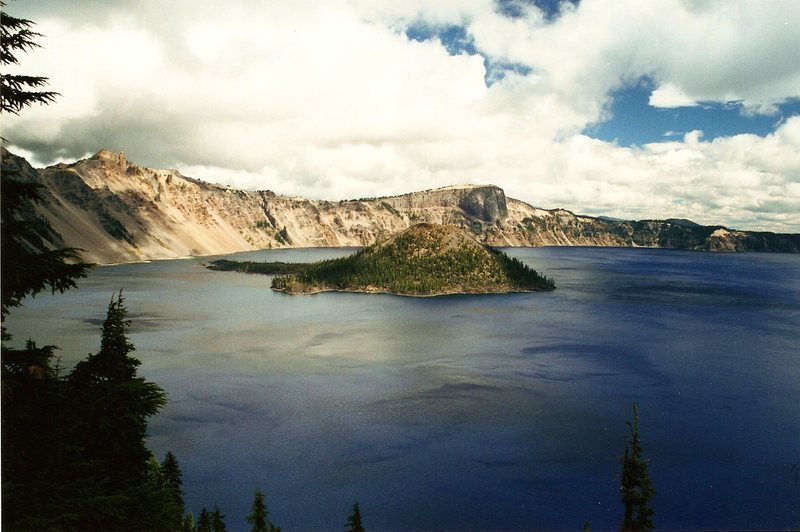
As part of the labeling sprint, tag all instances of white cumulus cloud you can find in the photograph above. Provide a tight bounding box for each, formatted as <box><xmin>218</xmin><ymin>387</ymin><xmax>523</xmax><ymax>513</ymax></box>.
<box><xmin>649</xmin><ymin>84</ymin><xmax>698</xmax><ymax>108</ymax></box>
<box><xmin>2</xmin><ymin>0</ymin><xmax>799</xmax><ymax>231</ymax></box>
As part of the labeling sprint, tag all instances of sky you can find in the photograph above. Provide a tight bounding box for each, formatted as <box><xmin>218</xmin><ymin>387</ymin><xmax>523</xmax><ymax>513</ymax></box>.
<box><xmin>3</xmin><ymin>0</ymin><xmax>800</xmax><ymax>232</ymax></box>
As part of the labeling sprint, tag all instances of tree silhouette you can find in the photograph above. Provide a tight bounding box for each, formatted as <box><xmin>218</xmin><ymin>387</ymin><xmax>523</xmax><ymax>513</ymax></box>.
<box><xmin>2</xmin><ymin>294</ymin><xmax>172</xmax><ymax>530</ymax></box>
<box><xmin>0</xmin><ymin>2</ymin><xmax>59</xmax><ymax>116</ymax></box>
<box><xmin>211</xmin><ymin>505</ymin><xmax>227</xmax><ymax>532</ymax></box>
<box><xmin>67</xmin><ymin>292</ymin><xmax>168</xmax><ymax>528</ymax></box>
<box><xmin>345</xmin><ymin>502</ymin><xmax>366</xmax><ymax>532</ymax></box>
<box><xmin>247</xmin><ymin>488</ymin><xmax>281</xmax><ymax>532</ymax></box>
<box><xmin>161</xmin><ymin>451</ymin><xmax>186</xmax><ymax>526</ymax></box>
<box><xmin>620</xmin><ymin>402</ymin><xmax>654</xmax><ymax>532</ymax></box>
<box><xmin>1</xmin><ymin>1</ymin><xmax>91</xmax><ymax>338</ymax></box>
<box><xmin>0</xmin><ymin>9</ymin><xmax>183</xmax><ymax>529</ymax></box>
<box><xmin>182</xmin><ymin>513</ymin><xmax>196</xmax><ymax>532</ymax></box>
<box><xmin>197</xmin><ymin>508</ymin><xmax>212</xmax><ymax>532</ymax></box>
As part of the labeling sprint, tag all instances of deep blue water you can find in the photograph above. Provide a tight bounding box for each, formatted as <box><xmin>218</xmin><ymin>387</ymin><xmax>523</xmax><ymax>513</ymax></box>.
<box><xmin>6</xmin><ymin>247</ymin><xmax>800</xmax><ymax>531</ymax></box>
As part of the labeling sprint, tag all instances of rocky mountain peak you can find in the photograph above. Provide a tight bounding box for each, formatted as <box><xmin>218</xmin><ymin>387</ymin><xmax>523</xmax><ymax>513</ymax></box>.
<box><xmin>3</xmin><ymin>148</ymin><xmax>797</xmax><ymax>264</ymax></box>
<box><xmin>90</xmin><ymin>149</ymin><xmax>129</xmax><ymax>167</ymax></box>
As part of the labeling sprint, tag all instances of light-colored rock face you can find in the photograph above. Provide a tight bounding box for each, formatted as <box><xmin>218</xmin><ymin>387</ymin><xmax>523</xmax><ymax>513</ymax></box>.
<box><xmin>2</xmin><ymin>148</ymin><xmax>798</xmax><ymax>264</ymax></box>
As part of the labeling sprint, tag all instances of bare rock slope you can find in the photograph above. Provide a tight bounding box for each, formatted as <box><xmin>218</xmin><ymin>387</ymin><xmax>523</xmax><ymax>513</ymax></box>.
<box><xmin>3</xmin><ymin>148</ymin><xmax>798</xmax><ymax>264</ymax></box>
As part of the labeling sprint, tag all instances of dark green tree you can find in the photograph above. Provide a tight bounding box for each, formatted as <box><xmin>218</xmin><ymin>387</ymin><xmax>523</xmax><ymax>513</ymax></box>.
<box><xmin>247</xmin><ymin>488</ymin><xmax>281</xmax><ymax>532</ymax></box>
<box><xmin>139</xmin><ymin>453</ymin><xmax>187</xmax><ymax>531</ymax></box>
<box><xmin>247</xmin><ymin>488</ymin><xmax>269</xmax><ymax>532</ymax></box>
<box><xmin>211</xmin><ymin>505</ymin><xmax>227</xmax><ymax>532</ymax></box>
<box><xmin>1</xmin><ymin>340</ymin><xmax>74</xmax><ymax>530</ymax></box>
<box><xmin>0</xmin><ymin>9</ymin><xmax>181</xmax><ymax>529</ymax></box>
<box><xmin>0</xmin><ymin>2</ymin><xmax>59</xmax><ymax>116</ymax></box>
<box><xmin>345</xmin><ymin>502</ymin><xmax>366</xmax><ymax>532</ymax></box>
<box><xmin>1</xmin><ymin>2</ymin><xmax>91</xmax><ymax>339</ymax></box>
<box><xmin>162</xmin><ymin>450</ymin><xmax>186</xmax><ymax>519</ymax></box>
<box><xmin>182</xmin><ymin>513</ymin><xmax>196</xmax><ymax>532</ymax></box>
<box><xmin>67</xmin><ymin>292</ymin><xmax>168</xmax><ymax>528</ymax></box>
<box><xmin>2</xmin><ymin>296</ymin><xmax>173</xmax><ymax>530</ymax></box>
<box><xmin>620</xmin><ymin>402</ymin><xmax>654</xmax><ymax>532</ymax></box>
<box><xmin>197</xmin><ymin>508</ymin><xmax>212</xmax><ymax>532</ymax></box>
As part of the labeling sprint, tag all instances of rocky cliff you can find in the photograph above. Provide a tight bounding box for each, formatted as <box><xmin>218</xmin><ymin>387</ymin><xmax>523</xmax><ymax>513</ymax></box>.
<box><xmin>3</xmin><ymin>148</ymin><xmax>798</xmax><ymax>264</ymax></box>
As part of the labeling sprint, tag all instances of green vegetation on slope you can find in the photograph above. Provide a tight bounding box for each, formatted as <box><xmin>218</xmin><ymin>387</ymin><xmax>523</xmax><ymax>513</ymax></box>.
<box><xmin>213</xmin><ymin>224</ymin><xmax>555</xmax><ymax>295</ymax></box>
<box><xmin>207</xmin><ymin>259</ymin><xmax>305</xmax><ymax>275</ymax></box>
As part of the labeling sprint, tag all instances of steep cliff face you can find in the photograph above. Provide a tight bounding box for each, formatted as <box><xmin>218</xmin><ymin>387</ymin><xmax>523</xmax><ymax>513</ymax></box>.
<box><xmin>3</xmin><ymin>148</ymin><xmax>798</xmax><ymax>264</ymax></box>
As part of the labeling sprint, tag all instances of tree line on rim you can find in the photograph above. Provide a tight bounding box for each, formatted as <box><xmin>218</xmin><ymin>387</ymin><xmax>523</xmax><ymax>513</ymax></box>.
<box><xmin>0</xmin><ymin>4</ymin><xmax>651</xmax><ymax>530</ymax></box>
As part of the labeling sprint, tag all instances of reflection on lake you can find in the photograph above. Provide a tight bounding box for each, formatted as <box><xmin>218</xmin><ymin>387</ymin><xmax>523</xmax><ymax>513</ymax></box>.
<box><xmin>6</xmin><ymin>247</ymin><xmax>800</xmax><ymax>530</ymax></box>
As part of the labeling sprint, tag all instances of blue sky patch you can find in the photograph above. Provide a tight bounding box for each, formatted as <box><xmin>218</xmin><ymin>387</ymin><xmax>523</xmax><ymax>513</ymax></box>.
<box><xmin>406</xmin><ymin>24</ymin><xmax>477</xmax><ymax>56</ymax></box>
<box><xmin>496</xmin><ymin>0</ymin><xmax>580</xmax><ymax>20</ymax></box>
<box><xmin>405</xmin><ymin>23</ymin><xmax>531</xmax><ymax>86</ymax></box>
<box><xmin>485</xmin><ymin>60</ymin><xmax>533</xmax><ymax>84</ymax></box>
<box><xmin>586</xmin><ymin>79</ymin><xmax>800</xmax><ymax>146</ymax></box>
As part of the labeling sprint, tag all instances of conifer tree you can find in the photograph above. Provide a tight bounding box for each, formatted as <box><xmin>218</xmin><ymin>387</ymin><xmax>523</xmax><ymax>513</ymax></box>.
<box><xmin>162</xmin><ymin>451</ymin><xmax>186</xmax><ymax>519</ymax></box>
<box><xmin>69</xmin><ymin>292</ymin><xmax>167</xmax><ymax>481</ymax></box>
<box><xmin>0</xmin><ymin>2</ymin><xmax>58</xmax><ymax>116</ymax></box>
<box><xmin>0</xmin><ymin>1</ymin><xmax>91</xmax><ymax>338</ymax></box>
<box><xmin>247</xmin><ymin>488</ymin><xmax>281</xmax><ymax>532</ymax></box>
<box><xmin>139</xmin><ymin>454</ymin><xmax>186</xmax><ymax>531</ymax></box>
<box><xmin>0</xmin><ymin>9</ymin><xmax>92</xmax><ymax>517</ymax></box>
<box><xmin>620</xmin><ymin>402</ymin><xmax>654</xmax><ymax>532</ymax></box>
<box><xmin>182</xmin><ymin>513</ymin><xmax>196</xmax><ymax>532</ymax></box>
<box><xmin>345</xmin><ymin>502</ymin><xmax>366</xmax><ymax>532</ymax></box>
<box><xmin>197</xmin><ymin>508</ymin><xmax>212</xmax><ymax>532</ymax></box>
<box><xmin>0</xmin><ymin>10</ymin><xmax>177</xmax><ymax>527</ymax></box>
<box><xmin>67</xmin><ymin>292</ymin><xmax>168</xmax><ymax>528</ymax></box>
<box><xmin>211</xmin><ymin>505</ymin><xmax>228</xmax><ymax>532</ymax></box>
<box><xmin>1</xmin><ymin>340</ymin><xmax>73</xmax><ymax>529</ymax></box>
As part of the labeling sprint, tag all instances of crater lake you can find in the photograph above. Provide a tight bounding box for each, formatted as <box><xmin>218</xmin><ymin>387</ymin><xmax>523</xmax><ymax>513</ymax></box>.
<box><xmin>5</xmin><ymin>247</ymin><xmax>799</xmax><ymax>531</ymax></box>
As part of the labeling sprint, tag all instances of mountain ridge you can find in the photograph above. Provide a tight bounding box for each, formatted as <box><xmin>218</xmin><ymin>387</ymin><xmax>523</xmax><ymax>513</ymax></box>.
<box><xmin>3</xmin><ymin>147</ymin><xmax>799</xmax><ymax>264</ymax></box>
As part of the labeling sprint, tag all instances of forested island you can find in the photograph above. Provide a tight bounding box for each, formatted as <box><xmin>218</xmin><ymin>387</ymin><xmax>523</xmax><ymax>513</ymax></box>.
<box><xmin>208</xmin><ymin>223</ymin><xmax>556</xmax><ymax>295</ymax></box>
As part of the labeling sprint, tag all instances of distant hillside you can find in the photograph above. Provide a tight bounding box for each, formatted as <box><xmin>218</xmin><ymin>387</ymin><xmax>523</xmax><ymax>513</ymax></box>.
<box><xmin>219</xmin><ymin>224</ymin><xmax>555</xmax><ymax>296</ymax></box>
<box><xmin>2</xmin><ymin>147</ymin><xmax>798</xmax><ymax>264</ymax></box>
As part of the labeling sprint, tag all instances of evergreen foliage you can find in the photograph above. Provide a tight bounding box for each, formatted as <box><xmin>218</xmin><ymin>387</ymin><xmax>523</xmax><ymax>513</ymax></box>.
<box><xmin>0</xmin><ymin>173</ymin><xmax>91</xmax><ymax>324</ymax></box>
<box><xmin>345</xmin><ymin>502</ymin><xmax>366</xmax><ymax>532</ymax></box>
<box><xmin>211</xmin><ymin>224</ymin><xmax>555</xmax><ymax>295</ymax></box>
<box><xmin>197</xmin><ymin>508</ymin><xmax>212</xmax><ymax>532</ymax></box>
<box><xmin>2</xmin><ymin>293</ymin><xmax>179</xmax><ymax>530</ymax></box>
<box><xmin>183</xmin><ymin>513</ymin><xmax>197</xmax><ymax>532</ymax></box>
<box><xmin>141</xmin><ymin>454</ymin><xmax>186</xmax><ymax>530</ymax></box>
<box><xmin>68</xmin><ymin>293</ymin><xmax>168</xmax><ymax>502</ymax></box>
<box><xmin>247</xmin><ymin>488</ymin><xmax>281</xmax><ymax>532</ymax></box>
<box><xmin>0</xmin><ymin>7</ymin><xmax>182</xmax><ymax>529</ymax></box>
<box><xmin>0</xmin><ymin>3</ymin><xmax>59</xmax><ymax>116</ymax></box>
<box><xmin>489</xmin><ymin>246</ymin><xmax>556</xmax><ymax>290</ymax></box>
<box><xmin>162</xmin><ymin>451</ymin><xmax>187</xmax><ymax>527</ymax></box>
<box><xmin>248</xmin><ymin>489</ymin><xmax>269</xmax><ymax>532</ymax></box>
<box><xmin>208</xmin><ymin>259</ymin><xmax>305</xmax><ymax>275</ymax></box>
<box><xmin>211</xmin><ymin>505</ymin><xmax>228</xmax><ymax>532</ymax></box>
<box><xmin>620</xmin><ymin>402</ymin><xmax>655</xmax><ymax>532</ymax></box>
<box><xmin>271</xmin><ymin>224</ymin><xmax>555</xmax><ymax>295</ymax></box>
<box><xmin>1</xmin><ymin>339</ymin><xmax>77</xmax><ymax>530</ymax></box>
<box><xmin>1</xmin><ymin>1</ymin><xmax>92</xmax><ymax>337</ymax></box>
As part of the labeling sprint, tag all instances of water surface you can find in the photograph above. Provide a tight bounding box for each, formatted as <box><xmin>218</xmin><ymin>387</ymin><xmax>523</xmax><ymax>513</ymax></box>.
<box><xmin>6</xmin><ymin>247</ymin><xmax>799</xmax><ymax>530</ymax></box>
